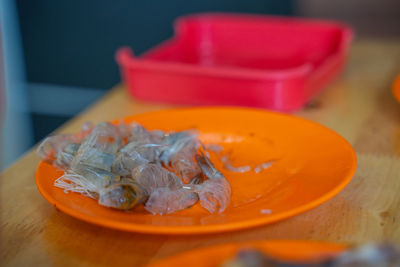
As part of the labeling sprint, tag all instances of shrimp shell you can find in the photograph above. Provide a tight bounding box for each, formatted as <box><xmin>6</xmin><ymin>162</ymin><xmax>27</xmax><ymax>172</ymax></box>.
<box><xmin>189</xmin><ymin>153</ymin><xmax>232</xmax><ymax>213</ymax></box>
<box><xmin>54</xmin><ymin>143</ymin><xmax>80</xmax><ymax>170</ymax></box>
<box><xmin>98</xmin><ymin>180</ymin><xmax>147</xmax><ymax>210</ymax></box>
<box><xmin>54</xmin><ymin>171</ymin><xmax>100</xmax><ymax>199</ymax></box>
<box><xmin>193</xmin><ymin>178</ymin><xmax>231</xmax><ymax>213</ymax></box>
<box><xmin>161</xmin><ymin>131</ymin><xmax>201</xmax><ymax>183</ymax></box>
<box><xmin>170</xmin><ymin>144</ymin><xmax>201</xmax><ymax>183</ymax></box>
<box><xmin>71</xmin><ymin>122</ymin><xmax>120</xmax><ymax>172</ymax></box>
<box><xmin>111</xmin><ymin>142</ymin><xmax>164</xmax><ymax>176</ymax></box>
<box><xmin>254</xmin><ymin>161</ymin><xmax>274</xmax><ymax>173</ymax></box>
<box><xmin>131</xmin><ymin>164</ymin><xmax>198</xmax><ymax>214</ymax></box>
<box><xmin>145</xmin><ymin>187</ymin><xmax>198</xmax><ymax>215</ymax></box>
<box><xmin>37</xmin><ymin>134</ymin><xmax>79</xmax><ymax>163</ymax></box>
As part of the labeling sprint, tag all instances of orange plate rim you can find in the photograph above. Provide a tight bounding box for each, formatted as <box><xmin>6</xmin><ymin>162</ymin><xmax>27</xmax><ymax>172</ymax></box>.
<box><xmin>148</xmin><ymin>239</ymin><xmax>347</xmax><ymax>267</ymax></box>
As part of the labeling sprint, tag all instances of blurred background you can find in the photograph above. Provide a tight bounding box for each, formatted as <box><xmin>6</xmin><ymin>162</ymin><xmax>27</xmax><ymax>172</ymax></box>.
<box><xmin>1</xmin><ymin>0</ymin><xmax>399</xmax><ymax>169</ymax></box>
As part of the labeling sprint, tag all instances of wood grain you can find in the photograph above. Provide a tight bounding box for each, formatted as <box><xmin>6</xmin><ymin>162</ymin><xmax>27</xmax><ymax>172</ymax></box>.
<box><xmin>1</xmin><ymin>39</ymin><xmax>400</xmax><ymax>266</ymax></box>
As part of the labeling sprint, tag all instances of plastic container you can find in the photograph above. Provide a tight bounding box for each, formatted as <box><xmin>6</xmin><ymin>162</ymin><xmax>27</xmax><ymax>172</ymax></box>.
<box><xmin>116</xmin><ymin>13</ymin><xmax>353</xmax><ymax>112</ymax></box>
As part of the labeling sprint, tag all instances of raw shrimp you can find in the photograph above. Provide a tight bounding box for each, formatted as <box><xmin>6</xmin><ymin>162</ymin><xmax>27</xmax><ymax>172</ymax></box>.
<box><xmin>66</xmin><ymin>122</ymin><xmax>122</xmax><ymax>190</ymax></box>
<box><xmin>39</xmin><ymin>120</ymin><xmax>235</xmax><ymax>215</ymax></box>
<box><xmin>188</xmin><ymin>152</ymin><xmax>231</xmax><ymax>213</ymax></box>
<box><xmin>55</xmin><ymin>172</ymin><xmax>100</xmax><ymax>199</ymax></box>
<box><xmin>124</xmin><ymin>122</ymin><xmax>165</xmax><ymax>144</ymax></box>
<box><xmin>37</xmin><ymin>134</ymin><xmax>79</xmax><ymax>165</ymax></box>
<box><xmin>131</xmin><ymin>164</ymin><xmax>198</xmax><ymax>215</ymax></box>
<box><xmin>170</xmin><ymin>144</ymin><xmax>201</xmax><ymax>183</ymax></box>
<box><xmin>111</xmin><ymin>142</ymin><xmax>164</xmax><ymax>176</ymax></box>
<box><xmin>71</xmin><ymin>122</ymin><xmax>121</xmax><ymax>171</ymax></box>
<box><xmin>37</xmin><ymin>122</ymin><xmax>95</xmax><ymax>168</ymax></box>
<box><xmin>76</xmin><ymin>121</ymin><xmax>94</xmax><ymax>140</ymax></box>
<box><xmin>54</xmin><ymin>143</ymin><xmax>80</xmax><ymax>169</ymax></box>
<box><xmin>98</xmin><ymin>179</ymin><xmax>147</xmax><ymax>210</ymax></box>
<box><xmin>160</xmin><ymin>131</ymin><xmax>202</xmax><ymax>183</ymax></box>
<box><xmin>111</xmin><ymin>122</ymin><xmax>166</xmax><ymax>176</ymax></box>
<box><xmin>55</xmin><ymin>166</ymin><xmax>120</xmax><ymax>198</ymax></box>
<box><xmin>59</xmin><ymin>163</ymin><xmax>198</xmax><ymax>213</ymax></box>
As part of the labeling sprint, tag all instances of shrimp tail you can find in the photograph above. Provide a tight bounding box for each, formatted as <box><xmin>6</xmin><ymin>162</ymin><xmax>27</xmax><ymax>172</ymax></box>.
<box><xmin>193</xmin><ymin>152</ymin><xmax>231</xmax><ymax>213</ymax></box>
<box><xmin>195</xmin><ymin>152</ymin><xmax>224</xmax><ymax>180</ymax></box>
<box><xmin>190</xmin><ymin>173</ymin><xmax>204</xmax><ymax>185</ymax></box>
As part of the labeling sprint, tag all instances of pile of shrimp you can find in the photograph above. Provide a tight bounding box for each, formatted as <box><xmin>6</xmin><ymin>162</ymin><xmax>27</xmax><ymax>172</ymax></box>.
<box><xmin>37</xmin><ymin>121</ymin><xmax>232</xmax><ymax>215</ymax></box>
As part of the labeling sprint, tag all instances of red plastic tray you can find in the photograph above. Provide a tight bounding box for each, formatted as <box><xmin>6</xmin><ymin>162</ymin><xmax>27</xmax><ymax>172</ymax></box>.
<box><xmin>116</xmin><ymin>13</ymin><xmax>353</xmax><ymax>111</ymax></box>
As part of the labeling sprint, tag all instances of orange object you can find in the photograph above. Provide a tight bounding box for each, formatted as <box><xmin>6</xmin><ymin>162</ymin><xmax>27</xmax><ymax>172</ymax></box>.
<box><xmin>35</xmin><ymin>107</ymin><xmax>357</xmax><ymax>234</ymax></box>
<box><xmin>392</xmin><ymin>75</ymin><xmax>400</xmax><ymax>102</ymax></box>
<box><xmin>148</xmin><ymin>240</ymin><xmax>346</xmax><ymax>267</ymax></box>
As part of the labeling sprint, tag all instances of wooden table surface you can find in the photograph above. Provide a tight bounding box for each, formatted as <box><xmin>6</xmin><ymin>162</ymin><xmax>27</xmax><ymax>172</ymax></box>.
<box><xmin>2</xmin><ymin>39</ymin><xmax>400</xmax><ymax>266</ymax></box>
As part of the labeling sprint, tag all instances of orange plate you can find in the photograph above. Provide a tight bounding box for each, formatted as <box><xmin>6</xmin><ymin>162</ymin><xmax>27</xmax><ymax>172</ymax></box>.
<box><xmin>35</xmin><ymin>107</ymin><xmax>357</xmax><ymax>234</ymax></box>
<box><xmin>393</xmin><ymin>74</ymin><xmax>400</xmax><ymax>103</ymax></box>
<box><xmin>148</xmin><ymin>240</ymin><xmax>346</xmax><ymax>267</ymax></box>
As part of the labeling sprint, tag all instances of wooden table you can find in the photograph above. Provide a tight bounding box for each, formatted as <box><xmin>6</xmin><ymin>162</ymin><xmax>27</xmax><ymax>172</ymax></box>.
<box><xmin>2</xmin><ymin>39</ymin><xmax>400</xmax><ymax>266</ymax></box>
